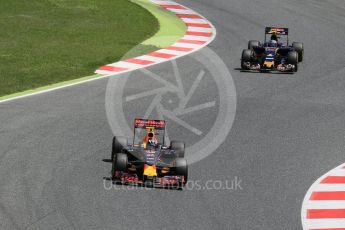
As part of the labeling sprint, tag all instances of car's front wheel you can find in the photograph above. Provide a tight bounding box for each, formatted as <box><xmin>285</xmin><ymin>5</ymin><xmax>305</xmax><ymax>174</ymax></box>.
<box><xmin>287</xmin><ymin>51</ymin><xmax>299</xmax><ymax>72</ymax></box>
<box><xmin>112</xmin><ymin>153</ymin><xmax>128</xmax><ymax>180</ymax></box>
<box><xmin>292</xmin><ymin>42</ymin><xmax>304</xmax><ymax>62</ymax></box>
<box><xmin>115</xmin><ymin>153</ymin><xmax>128</xmax><ymax>172</ymax></box>
<box><xmin>175</xmin><ymin>158</ymin><xmax>188</xmax><ymax>186</ymax></box>
<box><xmin>241</xmin><ymin>49</ymin><xmax>253</xmax><ymax>70</ymax></box>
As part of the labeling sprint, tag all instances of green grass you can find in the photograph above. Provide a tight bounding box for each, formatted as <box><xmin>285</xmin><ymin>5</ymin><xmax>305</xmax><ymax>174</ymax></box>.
<box><xmin>135</xmin><ymin>0</ymin><xmax>187</xmax><ymax>48</ymax></box>
<box><xmin>0</xmin><ymin>0</ymin><xmax>159</xmax><ymax>96</ymax></box>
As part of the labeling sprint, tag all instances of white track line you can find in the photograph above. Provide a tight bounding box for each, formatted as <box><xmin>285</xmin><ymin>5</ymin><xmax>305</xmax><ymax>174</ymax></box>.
<box><xmin>182</xmin><ymin>18</ymin><xmax>209</xmax><ymax>23</ymax></box>
<box><xmin>305</xmin><ymin>201</ymin><xmax>345</xmax><ymax>209</ymax></box>
<box><xmin>313</xmin><ymin>184</ymin><xmax>345</xmax><ymax>191</ymax></box>
<box><xmin>304</xmin><ymin>219</ymin><xmax>345</xmax><ymax>229</ymax></box>
<box><xmin>0</xmin><ymin>0</ymin><xmax>216</xmax><ymax>104</ymax></box>
<box><xmin>187</xmin><ymin>27</ymin><xmax>214</xmax><ymax>33</ymax></box>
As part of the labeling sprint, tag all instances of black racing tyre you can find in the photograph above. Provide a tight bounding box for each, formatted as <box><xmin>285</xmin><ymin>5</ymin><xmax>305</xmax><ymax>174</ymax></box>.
<box><xmin>175</xmin><ymin>158</ymin><xmax>188</xmax><ymax>185</ymax></box>
<box><xmin>248</xmin><ymin>40</ymin><xmax>260</xmax><ymax>49</ymax></box>
<box><xmin>241</xmin><ymin>49</ymin><xmax>252</xmax><ymax>70</ymax></box>
<box><xmin>292</xmin><ymin>42</ymin><xmax>304</xmax><ymax>62</ymax></box>
<box><xmin>114</xmin><ymin>153</ymin><xmax>128</xmax><ymax>172</ymax></box>
<box><xmin>287</xmin><ymin>51</ymin><xmax>299</xmax><ymax>72</ymax></box>
<box><xmin>111</xmin><ymin>157</ymin><xmax>117</xmax><ymax>180</ymax></box>
<box><xmin>170</xmin><ymin>141</ymin><xmax>185</xmax><ymax>158</ymax></box>
<box><xmin>111</xmin><ymin>136</ymin><xmax>127</xmax><ymax>161</ymax></box>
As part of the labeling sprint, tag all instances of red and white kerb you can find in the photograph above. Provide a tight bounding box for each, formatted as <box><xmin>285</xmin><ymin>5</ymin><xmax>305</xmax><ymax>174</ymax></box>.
<box><xmin>302</xmin><ymin>163</ymin><xmax>345</xmax><ymax>230</ymax></box>
<box><xmin>95</xmin><ymin>0</ymin><xmax>216</xmax><ymax>75</ymax></box>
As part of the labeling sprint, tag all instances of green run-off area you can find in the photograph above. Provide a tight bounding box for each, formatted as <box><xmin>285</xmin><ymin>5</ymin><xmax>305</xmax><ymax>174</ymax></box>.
<box><xmin>0</xmin><ymin>0</ymin><xmax>159</xmax><ymax>96</ymax></box>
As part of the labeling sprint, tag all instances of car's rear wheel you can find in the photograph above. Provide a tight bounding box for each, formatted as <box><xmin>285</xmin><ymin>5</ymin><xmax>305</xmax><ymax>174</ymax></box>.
<box><xmin>292</xmin><ymin>42</ymin><xmax>304</xmax><ymax>62</ymax></box>
<box><xmin>175</xmin><ymin>158</ymin><xmax>188</xmax><ymax>186</ymax></box>
<box><xmin>241</xmin><ymin>49</ymin><xmax>253</xmax><ymax>70</ymax></box>
<box><xmin>111</xmin><ymin>136</ymin><xmax>127</xmax><ymax>161</ymax></box>
<box><xmin>248</xmin><ymin>40</ymin><xmax>260</xmax><ymax>49</ymax></box>
<box><xmin>170</xmin><ymin>141</ymin><xmax>185</xmax><ymax>158</ymax></box>
<box><xmin>287</xmin><ymin>51</ymin><xmax>299</xmax><ymax>72</ymax></box>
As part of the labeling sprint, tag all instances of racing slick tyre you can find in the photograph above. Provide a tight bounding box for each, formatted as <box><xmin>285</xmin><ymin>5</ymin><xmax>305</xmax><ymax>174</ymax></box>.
<box><xmin>248</xmin><ymin>40</ymin><xmax>260</xmax><ymax>49</ymax></box>
<box><xmin>170</xmin><ymin>141</ymin><xmax>185</xmax><ymax>158</ymax></box>
<box><xmin>175</xmin><ymin>158</ymin><xmax>188</xmax><ymax>186</ymax></box>
<box><xmin>241</xmin><ymin>49</ymin><xmax>253</xmax><ymax>70</ymax></box>
<box><xmin>292</xmin><ymin>42</ymin><xmax>304</xmax><ymax>62</ymax></box>
<box><xmin>111</xmin><ymin>157</ymin><xmax>117</xmax><ymax>180</ymax></box>
<box><xmin>287</xmin><ymin>51</ymin><xmax>299</xmax><ymax>72</ymax></box>
<box><xmin>114</xmin><ymin>153</ymin><xmax>128</xmax><ymax>172</ymax></box>
<box><xmin>111</xmin><ymin>136</ymin><xmax>127</xmax><ymax>161</ymax></box>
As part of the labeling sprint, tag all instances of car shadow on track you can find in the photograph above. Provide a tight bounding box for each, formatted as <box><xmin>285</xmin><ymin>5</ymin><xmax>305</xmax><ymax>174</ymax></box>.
<box><xmin>234</xmin><ymin>68</ymin><xmax>294</xmax><ymax>75</ymax></box>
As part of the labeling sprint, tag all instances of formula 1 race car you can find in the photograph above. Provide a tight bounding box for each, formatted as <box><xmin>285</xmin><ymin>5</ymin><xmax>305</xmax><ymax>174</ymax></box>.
<box><xmin>110</xmin><ymin>118</ymin><xmax>188</xmax><ymax>189</ymax></box>
<box><xmin>241</xmin><ymin>27</ymin><xmax>304</xmax><ymax>72</ymax></box>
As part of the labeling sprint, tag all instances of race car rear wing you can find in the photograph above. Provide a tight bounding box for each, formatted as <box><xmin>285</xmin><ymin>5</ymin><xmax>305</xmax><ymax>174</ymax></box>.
<box><xmin>134</xmin><ymin>118</ymin><xmax>166</xmax><ymax>130</ymax></box>
<box><xmin>265</xmin><ymin>27</ymin><xmax>290</xmax><ymax>45</ymax></box>
<box><xmin>133</xmin><ymin>118</ymin><xmax>167</xmax><ymax>146</ymax></box>
<box><xmin>265</xmin><ymin>27</ymin><xmax>289</xmax><ymax>35</ymax></box>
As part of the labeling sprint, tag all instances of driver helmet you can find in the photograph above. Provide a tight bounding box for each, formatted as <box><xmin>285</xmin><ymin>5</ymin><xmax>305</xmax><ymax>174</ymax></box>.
<box><xmin>148</xmin><ymin>139</ymin><xmax>156</xmax><ymax>147</ymax></box>
<box><xmin>143</xmin><ymin>128</ymin><xmax>157</xmax><ymax>148</ymax></box>
<box><xmin>271</xmin><ymin>34</ymin><xmax>278</xmax><ymax>41</ymax></box>
<box><xmin>269</xmin><ymin>39</ymin><xmax>278</xmax><ymax>47</ymax></box>
<box><xmin>147</xmin><ymin>133</ymin><xmax>157</xmax><ymax>147</ymax></box>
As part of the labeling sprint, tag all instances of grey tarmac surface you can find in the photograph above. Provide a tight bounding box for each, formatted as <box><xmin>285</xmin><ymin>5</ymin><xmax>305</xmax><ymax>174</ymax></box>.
<box><xmin>1</xmin><ymin>0</ymin><xmax>345</xmax><ymax>229</ymax></box>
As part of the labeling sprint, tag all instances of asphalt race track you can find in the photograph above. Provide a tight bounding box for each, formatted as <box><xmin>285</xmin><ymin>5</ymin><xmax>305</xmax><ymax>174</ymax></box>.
<box><xmin>1</xmin><ymin>0</ymin><xmax>345</xmax><ymax>229</ymax></box>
